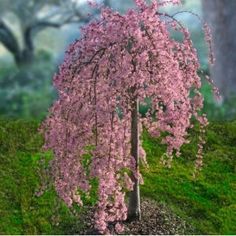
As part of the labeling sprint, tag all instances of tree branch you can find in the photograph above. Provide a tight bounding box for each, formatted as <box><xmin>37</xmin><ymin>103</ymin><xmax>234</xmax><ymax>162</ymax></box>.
<box><xmin>23</xmin><ymin>11</ymin><xmax>90</xmax><ymax>52</ymax></box>
<box><xmin>0</xmin><ymin>19</ymin><xmax>20</xmax><ymax>58</ymax></box>
<box><xmin>26</xmin><ymin>9</ymin><xmax>92</xmax><ymax>38</ymax></box>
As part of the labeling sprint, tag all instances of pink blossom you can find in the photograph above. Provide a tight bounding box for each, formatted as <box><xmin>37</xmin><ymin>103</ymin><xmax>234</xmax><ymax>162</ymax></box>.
<box><xmin>115</xmin><ymin>223</ymin><xmax>124</xmax><ymax>233</ymax></box>
<box><xmin>40</xmin><ymin>0</ymin><xmax>215</xmax><ymax>233</ymax></box>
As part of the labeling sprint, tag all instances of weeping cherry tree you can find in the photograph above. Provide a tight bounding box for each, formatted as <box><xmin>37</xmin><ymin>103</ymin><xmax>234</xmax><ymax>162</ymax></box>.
<box><xmin>40</xmin><ymin>0</ymin><xmax>219</xmax><ymax>233</ymax></box>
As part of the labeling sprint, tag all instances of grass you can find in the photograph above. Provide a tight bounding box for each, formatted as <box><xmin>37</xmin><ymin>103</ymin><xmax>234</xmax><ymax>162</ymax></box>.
<box><xmin>0</xmin><ymin>119</ymin><xmax>84</xmax><ymax>234</ymax></box>
<box><xmin>0</xmin><ymin>118</ymin><xmax>235</xmax><ymax>234</ymax></box>
<box><xmin>141</xmin><ymin>121</ymin><xmax>236</xmax><ymax>235</ymax></box>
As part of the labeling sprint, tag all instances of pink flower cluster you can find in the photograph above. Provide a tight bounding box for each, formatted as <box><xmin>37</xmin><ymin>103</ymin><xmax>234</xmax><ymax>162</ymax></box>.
<box><xmin>40</xmin><ymin>0</ymin><xmax>215</xmax><ymax>233</ymax></box>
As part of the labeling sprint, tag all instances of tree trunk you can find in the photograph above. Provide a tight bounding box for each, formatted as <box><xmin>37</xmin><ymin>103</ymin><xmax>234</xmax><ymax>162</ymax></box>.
<box><xmin>202</xmin><ymin>0</ymin><xmax>236</xmax><ymax>100</ymax></box>
<box><xmin>0</xmin><ymin>19</ymin><xmax>35</xmax><ymax>67</ymax></box>
<box><xmin>14</xmin><ymin>49</ymin><xmax>34</xmax><ymax>67</ymax></box>
<box><xmin>15</xmin><ymin>28</ymin><xmax>35</xmax><ymax>66</ymax></box>
<box><xmin>21</xmin><ymin>27</ymin><xmax>35</xmax><ymax>65</ymax></box>
<box><xmin>127</xmin><ymin>99</ymin><xmax>141</xmax><ymax>221</ymax></box>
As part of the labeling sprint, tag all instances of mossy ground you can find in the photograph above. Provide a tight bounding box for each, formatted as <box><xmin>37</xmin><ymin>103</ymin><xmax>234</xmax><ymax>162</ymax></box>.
<box><xmin>141</xmin><ymin>121</ymin><xmax>236</xmax><ymax>234</ymax></box>
<box><xmin>0</xmin><ymin>119</ymin><xmax>84</xmax><ymax>234</ymax></box>
<box><xmin>0</xmin><ymin>118</ymin><xmax>235</xmax><ymax>234</ymax></box>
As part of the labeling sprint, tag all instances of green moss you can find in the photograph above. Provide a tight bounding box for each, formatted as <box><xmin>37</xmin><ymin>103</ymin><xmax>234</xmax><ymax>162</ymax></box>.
<box><xmin>0</xmin><ymin>118</ymin><xmax>235</xmax><ymax>234</ymax></box>
<box><xmin>141</xmin><ymin>120</ymin><xmax>236</xmax><ymax>234</ymax></box>
<box><xmin>0</xmin><ymin>118</ymin><xmax>85</xmax><ymax>234</ymax></box>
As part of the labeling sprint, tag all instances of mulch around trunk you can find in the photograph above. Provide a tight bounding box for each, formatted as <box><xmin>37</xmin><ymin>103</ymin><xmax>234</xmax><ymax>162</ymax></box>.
<box><xmin>78</xmin><ymin>198</ymin><xmax>195</xmax><ymax>235</ymax></box>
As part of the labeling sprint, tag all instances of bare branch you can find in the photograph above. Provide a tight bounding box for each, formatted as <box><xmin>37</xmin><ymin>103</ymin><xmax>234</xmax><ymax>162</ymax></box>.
<box><xmin>27</xmin><ymin>13</ymin><xmax>90</xmax><ymax>36</ymax></box>
<box><xmin>29</xmin><ymin>1</ymin><xmax>93</xmax><ymax>35</ymax></box>
<box><xmin>0</xmin><ymin>19</ymin><xmax>20</xmax><ymax>55</ymax></box>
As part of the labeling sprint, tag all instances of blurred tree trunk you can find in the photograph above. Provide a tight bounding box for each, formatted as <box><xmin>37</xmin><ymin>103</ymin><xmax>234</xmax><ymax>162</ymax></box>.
<box><xmin>16</xmin><ymin>41</ymin><xmax>34</xmax><ymax>66</ymax></box>
<box><xmin>0</xmin><ymin>20</ymin><xmax>34</xmax><ymax>66</ymax></box>
<box><xmin>202</xmin><ymin>0</ymin><xmax>236</xmax><ymax>101</ymax></box>
<box><xmin>21</xmin><ymin>28</ymin><xmax>35</xmax><ymax>65</ymax></box>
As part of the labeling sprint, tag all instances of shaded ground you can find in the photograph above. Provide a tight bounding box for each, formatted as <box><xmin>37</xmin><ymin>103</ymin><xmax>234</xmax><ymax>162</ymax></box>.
<box><xmin>79</xmin><ymin>198</ymin><xmax>195</xmax><ymax>235</ymax></box>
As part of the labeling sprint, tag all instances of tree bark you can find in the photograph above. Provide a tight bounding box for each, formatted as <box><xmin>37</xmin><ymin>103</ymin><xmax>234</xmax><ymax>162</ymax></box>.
<box><xmin>202</xmin><ymin>0</ymin><xmax>236</xmax><ymax>100</ymax></box>
<box><xmin>21</xmin><ymin>27</ymin><xmax>35</xmax><ymax>65</ymax></box>
<box><xmin>127</xmin><ymin>98</ymin><xmax>141</xmax><ymax>221</ymax></box>
<box><xmin>0</xmin><ymin>20</ymin><xmax>35</xmax><ymax>66</ymax></box>
<box><xmin>0</xmin><ymin>19</ymin><xmax>22</xmax><ymax>65</ymax></box>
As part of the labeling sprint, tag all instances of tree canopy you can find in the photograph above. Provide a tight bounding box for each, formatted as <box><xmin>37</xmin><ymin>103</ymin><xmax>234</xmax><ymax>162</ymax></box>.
<box><xmin>0</xmin><ymin>0</ymin><xmax>94</xmax><ymax>65</ymax></box>
<box><xmin>41</xmin><ymin>0</ymin><xmax>218</xmax><ymax>233</ymax></box>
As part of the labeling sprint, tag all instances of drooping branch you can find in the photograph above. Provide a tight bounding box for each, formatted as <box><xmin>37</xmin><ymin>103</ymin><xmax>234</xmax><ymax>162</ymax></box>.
<box><xmin>41</xmin><ymin>1</ymin><xmax>214</xmax><ymax>234</ymax></box>
<box><xmin>92</xmin><ymin>63</ymin><xmax>99</xmax><ymax>146</ymax></box>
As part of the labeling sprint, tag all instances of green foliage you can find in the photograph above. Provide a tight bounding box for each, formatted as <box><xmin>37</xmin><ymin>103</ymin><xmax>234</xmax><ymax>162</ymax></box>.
<box><xmin>200</xmin><ymin>81</ymin><xmax>236</xmax><ymax>121</ymax></box>
<box><xmin>141</xmin><ymin>121</ymin><xmax>236</xmax><ymax>234</ymax></box>
<box><xmin>0</xmin><ymin>118</ymin><xmax>235</xmax><ymax>234</ymax></box>
<box><xmin>0</xmin><ymin>51</ymin><xmax>56</xmax><ymax>120</ymax></box>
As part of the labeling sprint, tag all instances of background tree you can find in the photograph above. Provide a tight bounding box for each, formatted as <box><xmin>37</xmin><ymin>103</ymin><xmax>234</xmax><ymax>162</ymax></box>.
<box><xmin>41</xmin><ymin>0</ymin><xmax>215</xmax><ymax>234</ymax></box>
<box><xmin>202</xmin><ymin>0</ymin><xmax>236</xmax><ymax>101</ymax></box>
<box><xmin>0</xmin><ymin>0</ymin><xmax>94</xmax><ymax>66</ymax></box>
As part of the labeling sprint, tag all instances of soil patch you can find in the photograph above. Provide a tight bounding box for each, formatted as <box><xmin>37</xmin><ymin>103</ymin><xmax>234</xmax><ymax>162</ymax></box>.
<box><xmin>79</xmin><ymin>198</ymin><xmax>195</xmax><ymax>235</ymax></box>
